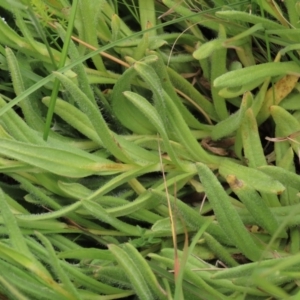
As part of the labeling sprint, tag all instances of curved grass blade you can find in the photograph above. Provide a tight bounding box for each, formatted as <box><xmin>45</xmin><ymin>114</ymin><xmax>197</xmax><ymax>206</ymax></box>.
<box><xmin>0</xmin><ymin>188</ymin><xmax>31</xmax><ymax>257</ymax></box>
<box><xmin>167</xmin><ymin>66</ymin><xmax>217</xmax><ymax>121</ymax></box>
<box><xmin>52</xmin><ymin>71</ymin><xmax>131</xmax><ymax>163</ymax></box>
<box><xmin>82</xmin><ymin>200</ymin><xmax>143</xmax><ymax>236</ymax></box>
<box><xmin>259</xmin><ymin>165</ymin><xmax>300</xmax><ymax>191</ymax></box>
<box><xmin>0</xmin><ymin>276</ymin><xmax>29</xmax><ymax>300</ymax></box>
<box><xmin>211</xmin><ymin>91</ymin><xmax>252</xmax><ymax>140</ymax></box>
<box><xmin>44</xmin><ymin>0</ymin><xmax>79</xmax><ymax>140</ymax></box>
<box><xmin>203</xmin><ymin>232</ymin><xmax>239</xmax><ymax>267</ymax></box>
<box><xmin>227</xmin><ymin>175</ymin><xmax>286</xmax><ymax>238</ymax></box>
<box><xmin>214</xmin><ymin>61</ymin><xmax>300</xmax><ymax>89</ymax></box>
<box><xmin>0</xmin><ymin>138</ymin><xmax>133</xmax><ymax>178</ymax></box>
<box><xmin>108</xmin><ymin>244</ymin><xmax>158</xmax><ymax>300</ymax></box>
<box><xmin>123</xmin><ymin>91</ymin><xmax>183</xmax><ymax>169</ymax></box>
<box><xmin>197</xmin><ymin>163</ymin><xmax>263</xmax><ymax>261</ymax></box>
<box><xmin>42</xmin><ymin>97</ymin><xmax>102</xmax><ymax>146</ymax></box>
<box><xmin>111</xmin><ymin>66</ymin><xmax>156</xmax><ymax>134</ymax></box>
<box><xmin>123</xmin><ymin>243</ymin><xmax>166</xmax><ymax>298</ymax></box>
<box><xmin>219</xmin><ymin>160</ymin><xmax>285</xmax><ymax>194</ymax></box>
<box><xmin>241</xmin><ymin>107</ymin><xmax>267</xmax><ymax>167</ymax></box>
<box><xmin>16</xmin><ymin>201</ymin><xmax>82</xmax><ymax>221</ymax></box>
<box><xmin>149</xmin><ymin>189</ymin><xmax>230</xmax><ymax>244</ymax></box>
<box><xmin>216</xmin><ymin>10</ymin><xmax>285</xmax><ymax>31</ymax></box>
<box><xmin>5</xmin><ymin>47</ymin><xmax>45</xmax><ymax>131</ymax></box>
<box><xmin>35</xmin><ymin>232</ymin><xmax>82</xmax><ymax>300</ymax></box>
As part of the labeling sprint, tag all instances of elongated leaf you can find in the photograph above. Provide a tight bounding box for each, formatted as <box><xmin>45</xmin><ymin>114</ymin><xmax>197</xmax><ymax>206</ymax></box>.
<box><xmin>162</xmin><ymin>90</ymin><xmax>221</xmax><ymax>164</ymax></box>
<box><xmin>6</xmin><ymin>48</ymin><xmax>45</xmax><ymax>132</ymax></box>
<box><xmin>58</xmin><ymin>248</ymin><xmax>114</xmax><ymax>261</ymax></box>
<box><xmin>149</xmin><ymin>189</ymin><xmax>231</xmax><ymax>244</ymax></box>
<box><xmin>214</xmin><ymin>61</ymin><xmax>300</xmax><ymax>89</ymax></box>
<box><xmin>82</xmin><ymin>200</ymin><xmax>142</xmax><ymax>236</ymax></box>
<box><xmin>53</xmin><ymin>71</ymin><xmax>131</xmax><ymax>163</ymax></box>
<box><xmin>16</xmin><ymin>201</ymin><xmax>82</xmax><ymax>221</ymax></box>
<box><xmin>259</xmin><ymin>165</ymin><xmax>300</xmax><ymax>190</ymax></box>
<box><xmin>203</xmin><ymin>233</ymin><xmax>239</xmax><ymax>267</ymax></box>
<box><xmin>0</xmin><ymin>188</ymin><xmax>31</xmax><ymax>256</ymax></box>
<box><xmin>241</xmin><ymin>108</ymin><xmax>267</xmax><ymax>167</ymax></box>
<box><xmin>212</xmin><ymin>255</ymin><xmax>300</xmax><ymax>280</ymax></box>
<box><xmin>108</xmin><ymin>244</ymin><xmax>156</xmax><ymax>300</ymax></box>
<box><xmin>149</xmin><ymin>252</ymin><xmax>228</xmax><ymax>300</ymax></box>
<box><xmin>210</xmin><ymin>24</ymin><xmax>228</xmax><ymax>120</ymax></box>
<box><xmin>86</xmin><ymin>163</ymin><xmax>159</xmax><ymax>200</ymax></box>
<box><xmin>0</xmin><ymin>241</ymin><xmax>58</xmax><ymax>292</ymax></box>
<box><xmin>0</xmin><ymin>96</ymin><xmax>44</xmax><ymax>144</ymax></box>
<box><xmin>0</xmin><ymin>138</ymin><xmax>133</xmax><ymax>178</ymax></box>
<box><xmin>42</xmin><ymin>97</ymin><xmax>102</xmax><ymax>146</ymax></box>
<box><xmin>148</xmin><ymin>51</ymin><xmax>207</xmax><ymax>130</ymax></box>
<box><xmin>197</xmin><ymin>163</ymin><xmax>263</xmax><ymax>261</ymax></box>
<box><xmin>123</xmin><ymin>243</ymin><xmax>166</xmax><ymax>299</ymax></box>
<box><xmin>123</xmin><ymin>91</ymin><xmax>183</xmax><ymax>168</ymax></box>
<box><xmin>111</xmin><ymin>66</ymin><xmax>156</xmax><ymax>134</ymax></box>
<box><xmin>35</xmin><ymin>232</ymin><xmax>81</xmax><ymax>300</ymax></box>
<box><xmin>193</xmin><ymin>39</ymin><xmax>225</xmax><ymax>60</ymax></box>
<box><xmin>0</xmin><ymin>276</ymin><xmax>29</xmax><ymax>300</ymax></box>
<box><xmin>211</xmin><ymin>91</ymin><xmax>252</xmax><ymax>140</ymax></box>
<box><xmin>219</xmin><ymin>160</ymin><xmax>285</xmax><ymax>194</ymax></box>
<box><xmin>216</xmin><ymin>10</ymin><xmax>285</xmax><ymax>30</ymax></box>
<box><xmin>167</xmin><ymin>66</ymin><xmax>217</xmax><ymax>121</ymax></box>
<box><xmin>194</xmin><ymin>23</ymin><xmax>263</xmax><ymax>61</ymax></box>
<box><xmin>227</xmin><ymin>175</ymin><xmax>286</xmax><ymax>238</ymax></box>
<box><xmin>55</xmin><ymin>23</ymin><xmax>96</xmax><ymax>105</ymax></box>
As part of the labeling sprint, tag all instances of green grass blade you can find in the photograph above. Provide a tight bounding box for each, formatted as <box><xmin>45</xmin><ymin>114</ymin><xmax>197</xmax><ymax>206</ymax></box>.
<box><xmin>219</xmin><ymin>160</ymin><xmax>285</xmax><ymax>194</ymax></box>
<box><xmin>0</xmin><ymin>138</ymin><xmax>131</xmax><ymax>178</ymax></box>
<box><xmin>111</xmin><ymin>66</ymin><xmax>156</xmax><ymax>134</ymax></box>
<box><xmin>0</xmin><ymin>276</ymin><xmax>29</xmax><ymax>300</ymax></box>
<box><xmin>108</xmin><ymin>244</ymin><xmax>156</xmax><ymax>300</ymax></box>
<box><xmin>82</xmin><ymin>200</ymin><xmax>142</xmax><ymax>236</ymax></box>
<box><xmin>197</xmin><ymin>163</ymin><xmax>263</xmax><ymax>261</ymax></box>
<box><xmin>44</xmin><ymin>0</ymin><xmax>79</xmax><ymax>140</ymax></box>
<box><xmin>227</xmin><ymin>175</ymin><xmax>286</xmax><ymax>238</ymax></box>
<box><xmin>123</xmin><ymin>91</ymin><xmax>183</xmax><ymax>169</ymax></box>
<box><xmin>123</xmin><ymin>243</ymin><xmax>166</xmax><ymax>299</ymax></box>
<box><xmin>211</xmin><ymin>91</ymin><xmax>252</xmax><ymax>140</ymax></box>
<box><xmin>35</xmin><ymin>232</ymin><xmax>82</xmax><ymax>300</ymax></box>
<box><xmin>42</xmin><ymin>96</ymin><xmax>102</xmax><ymax>145</ymax></box>
<box><xmin>0</xmin><ymin>188</ymin><xmax>31</xmax><ymax>256</ymax></box>
<box><xmin>214</xmin><ymin>61</ymin><xmax>300</xmax><ymax>89</ymax></box>
<box><xmin>52</xmin><ymin>71</ymin><xmax>131</xmax><ymax>163</ymax></box>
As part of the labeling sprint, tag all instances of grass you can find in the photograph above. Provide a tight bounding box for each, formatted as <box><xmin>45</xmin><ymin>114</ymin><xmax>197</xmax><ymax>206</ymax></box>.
<box><xmin>0</xmin><ymin>0</ymin><xmax>300</xmax><ymax>299</ymax></box>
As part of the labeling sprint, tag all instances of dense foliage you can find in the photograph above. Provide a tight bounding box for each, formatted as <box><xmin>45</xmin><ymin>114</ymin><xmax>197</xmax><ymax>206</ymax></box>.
<box><xmin>1</xmin><ymin>0</ymin><xmax>300</xmax><ymax>299</ymax></box>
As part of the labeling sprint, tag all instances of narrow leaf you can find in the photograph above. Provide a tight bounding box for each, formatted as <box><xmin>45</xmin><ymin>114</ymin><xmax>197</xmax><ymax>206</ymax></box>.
<box><xmin>197</xmin><ymin>163</ymin><xmax>263</xmax><ymax>261</ymax></box>
<box><xmin>214</xmin><ymin>62</ymin><xmax>300</xmax><ymax>89</ymax></box>
<box><xmin>109</xmin><ymin>244</ymin><xmax>155</xmax><ymax>300</ymax></box>
<box><xmin>0</xmin><ymin>138</ymin><xmax>132</xmax><ymax>178</ymax></box>
<box><xmin>219</xmin><ymin>160</ymin><xmax>285</xmax><ymax>194</ymax></box>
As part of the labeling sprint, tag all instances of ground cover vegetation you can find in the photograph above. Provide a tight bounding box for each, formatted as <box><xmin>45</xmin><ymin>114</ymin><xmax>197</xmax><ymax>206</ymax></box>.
<box><xmin>0</xmin><ymin>0</ymin><xmax>300</xmax><ymax>299</ymax></box>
